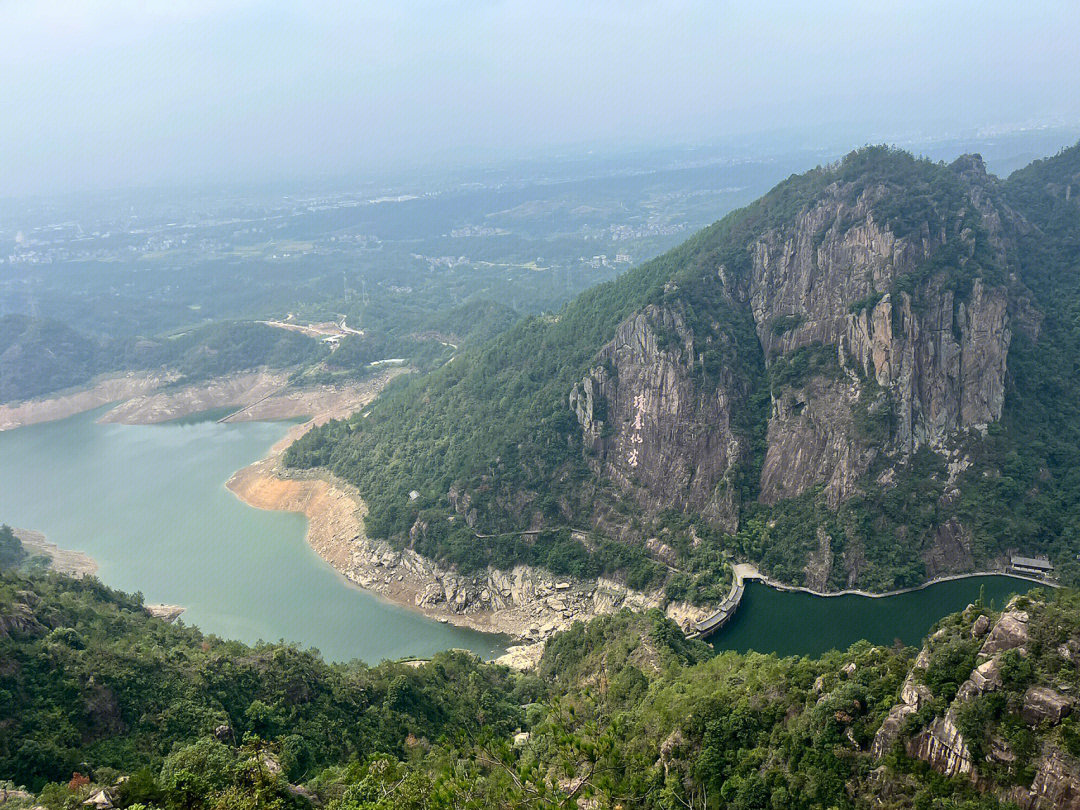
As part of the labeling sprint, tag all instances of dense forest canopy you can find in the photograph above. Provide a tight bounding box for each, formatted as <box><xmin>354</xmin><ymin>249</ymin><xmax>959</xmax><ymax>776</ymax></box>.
<box><xmin>2</xmin><ymin>568</ymin><xmax>1075</xmax><ymax>808</ymax></box>
<box><xmin>285</xmin><ymin>144</ymin><xmax>1080</xmax><ymax>593</ymax></box>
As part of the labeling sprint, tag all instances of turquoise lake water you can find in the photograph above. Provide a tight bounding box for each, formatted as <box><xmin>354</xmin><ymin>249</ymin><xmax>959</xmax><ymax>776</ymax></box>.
<box><xmin>0</xmin><ymin>408</ymin><xmax>506</xmax><ymax>663</ymax></box>
<box><xmin>0</xmin><ymin>407</ymin><xmax>1043</xmax><ymax>663</ymax></box>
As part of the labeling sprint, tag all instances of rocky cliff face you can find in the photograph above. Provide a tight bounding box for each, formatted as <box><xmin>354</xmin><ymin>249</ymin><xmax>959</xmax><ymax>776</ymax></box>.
<box><xmin>844</xmin><ymin>278</ymin><xmax>1011</xmax><ymax>453</ymax></box>
<box><xmin>759</xmin><ymin>370</ymin><xmax>870</xmax><ymax>508</ymax></box>
<box><xmin>872</xmin><ymin>596</ymin><xmax>1080</xmax><ymax>809</ymax></box>
<box><xmin>570</xmin><ymin>303</ymin><xmax>746</xmax><ymax>532</ymax></box>
<box><xmin>572</xmin><ymin>154</ymin><xmax>1039</xmax><ymax>544</ymax></box>
<box><xmin>750</xmin><ymin>167</ymin><xmax>1028</xmax><ymax>504</ymax></box>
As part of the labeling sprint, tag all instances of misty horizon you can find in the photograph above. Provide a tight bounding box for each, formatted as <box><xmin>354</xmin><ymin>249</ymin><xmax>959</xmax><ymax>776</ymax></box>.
<box><xmin>2</xmin><ymin>1</ymin><xmax>1078</xmax><ymax>197</ymax></box>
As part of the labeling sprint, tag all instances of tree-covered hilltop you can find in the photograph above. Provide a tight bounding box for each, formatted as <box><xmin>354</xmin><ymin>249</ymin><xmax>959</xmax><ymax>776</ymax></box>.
<box><xmin>286</xmin><ymin>143</ymin><xmax>1080</xmax><ymax>594</ymax></box>
<box><xmin>0</xmin><ymin>571</ymin><xmax>532</xmax><ymax>794</ymax></box>
<box><xmin>953</xmin><ymin>144</ymin><xmax>1080</xmax><ymax>586</ymax></box>
<box><xmin>0</xmin><ymin>318</ymin><xmax>330</xmax><ymax>403</ymax></box>
<box><xmin>1</xmin><ymin>296</ymin><xmax>522</xmax><ymax>404</ymax></box>
<box><xmin>6</xmin><ymin>569</ymin><xmax>1080</xmax><ymax>808</ymax></box>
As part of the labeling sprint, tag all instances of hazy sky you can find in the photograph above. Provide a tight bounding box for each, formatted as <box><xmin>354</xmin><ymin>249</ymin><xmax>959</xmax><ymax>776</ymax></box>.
<box><xmin>1</xmin><ymin>0</ymin><xmax>1078</xmax><ymax>196</ymax></box>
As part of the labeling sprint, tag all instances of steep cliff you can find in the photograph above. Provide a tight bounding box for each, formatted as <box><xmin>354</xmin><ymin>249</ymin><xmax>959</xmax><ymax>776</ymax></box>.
<box><xmin>290</xmin><ymin>143</ymin><xmax>1080</xmax><ymax>594</ymax></box>
<box><xmin>570</xmin><ymin>304</ymin><xmax>748</xmax><ymax>532</ymax></box>
<box><xmin>572</xmin><ymin>148</ymin><xmax>1037</xmax><ymax>538</ymax></box>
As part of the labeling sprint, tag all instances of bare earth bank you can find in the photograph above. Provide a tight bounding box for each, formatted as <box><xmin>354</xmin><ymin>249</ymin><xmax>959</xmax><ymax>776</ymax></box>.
<box><xmin>0</xmin><ymin>374</ymin><xmax>163</xmax><ymax>431</ymax></box>
<box><xmin>225</xmin><ymin>373</ymin><xmax>712</xmax><ymax>669</ymax></box>
<box><xmin>0</xmin><ymin>368</ymin><xmax>396</xmax><ymax>430</ymax></box>
<box><xmin>13</xmin><ymin>528</ymin><xmax>98</xmax><ymax>577</ymax></box>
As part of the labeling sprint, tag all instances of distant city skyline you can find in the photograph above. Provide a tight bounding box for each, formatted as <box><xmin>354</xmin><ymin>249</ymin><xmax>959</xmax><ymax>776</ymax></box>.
<box><xmin>1</xmin><ymin>1</ymin><xmax>1078</xmax><ymax>197</ymax></box>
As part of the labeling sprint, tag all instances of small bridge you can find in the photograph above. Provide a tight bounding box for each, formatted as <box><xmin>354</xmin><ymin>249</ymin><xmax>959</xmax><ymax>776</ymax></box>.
<box><xmin>688</xmin><ymin>567</ymin><xmax>749</xmax><ymax>638</ymax></box>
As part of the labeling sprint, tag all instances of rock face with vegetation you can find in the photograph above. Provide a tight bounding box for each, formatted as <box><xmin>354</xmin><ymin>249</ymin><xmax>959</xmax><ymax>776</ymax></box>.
<box><xmin>577</xmin><ymin>152</ymin><xmax>1035</xmax><ymax>514</ymax></box>
<box><xmin>869</xmin><ymin>590</ymin><xmax>1080</xmax><ymax>809</ymax></box>
<box><xmin>570</xmin><ymin>303</ymin><xmax>748</xmax><ymax>532</ymax></box>
<box><xmin>9</xmin><ymin>569</ymin><xmax>1080</xmax><ymax>809</ymax></box>
<box><xmin>287</xmin><ymin>143</ymin><xmax>1080</xmax><ymax>594</ymax></box>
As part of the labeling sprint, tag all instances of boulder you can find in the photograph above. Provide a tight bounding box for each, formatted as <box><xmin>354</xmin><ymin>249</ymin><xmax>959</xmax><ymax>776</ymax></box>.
<box><xmin>972</xmin><ymin>614</ymin><xmax>991</xmax><ymax>638</ymax></box>
<box><xmin>872</xmin><ymin>703</ymin><xmax>916</xmax><ymax>758</ymax></box>
<box><xmin>82</xmin><ymin>791</ymin><xmax>113</xmax><ymax>810</ymax></box>
<box><xmin>286</xmin><ymin>784</ymin><xmax>319</xmax><ymax>804</ymax></box>
<box><xmin>1022</xmin><ymin>686</ymin><xmax>1074</xmax><ymax>727</ymax></box>
<box><xmin>261</xmin><ymin>753</ymin><xmax>283</xmax><ymax>776</ymax></box>
<box><xmin>980</xmin><ymin>610</ymin><xmax>1029</xmax><ymax>656</ymax></box>
<box><xmin>0</xmin><ymin>788</ymin><xmax>33</xmax><ymax>804</ymax></box>
<box><xmin>414</xmin><ymin>583</ymin><xmax>445</xmax><ymax>607</ymax></box>
<box><xmin>900</xmin><ymin>675</ymin><xmax>933</xmax><ymax>710</ymax></box>
<box><xmin>988</xmin><ymin>735</ymin><xmax>1016</xmax><ymax>764</ymax></box>
<box><xmin>213</xmin><ymin>723</ymin><xmax>233</xmax><ymax>742</ymax></box>
<box><xmin>967</xmin><ymin>657</ymin><xmax>1003</xmax><ymax>696</ymax></box>
<box><xmin>907</xmin><ymin>713</ymin><xmax>974</xmax><ymax>778</ymax></box>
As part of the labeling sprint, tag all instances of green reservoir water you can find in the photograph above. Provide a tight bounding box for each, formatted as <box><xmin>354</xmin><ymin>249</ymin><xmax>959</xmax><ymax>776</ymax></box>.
<box><xmin>0</xmin><ymin>408</ymin><xmax>506</xmax><ymax>663</ymax></box>
<box><xmin>711</xmin><ymin>577</ymin><xmax>1038</xmax><ymax>658</ymax></box>
<box><xmin>0</xmin><ymin>409</ymin><xmax>1043</xmax><ymax>664</ymax></box>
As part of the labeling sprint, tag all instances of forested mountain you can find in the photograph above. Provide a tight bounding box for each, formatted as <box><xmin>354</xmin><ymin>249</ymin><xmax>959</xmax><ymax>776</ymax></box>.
<box><xmin>5</xmin><ymin>569</ymin><xmax>1080</xmax><ymax>808</ymax></box>
<box><xmin>287</xmin><ymin>144</ymin><xmax>1080</xmax><ymax>593</ymax></box>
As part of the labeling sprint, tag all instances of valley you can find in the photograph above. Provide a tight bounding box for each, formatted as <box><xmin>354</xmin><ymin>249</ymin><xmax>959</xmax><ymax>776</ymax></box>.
<box><xmin>3</xmin><ymin>137</ymin><xmax>1078</xmax><ymax>663</ymax></box>
<box><xmin>6</xmin><ymin>4</ymin><xmax>1080</xmax><ymax>806</ymax></box>
<box><xmin>3</xmin><ymin>137</ymin><xmax>1079</xmax><ymax>809</ymax></box>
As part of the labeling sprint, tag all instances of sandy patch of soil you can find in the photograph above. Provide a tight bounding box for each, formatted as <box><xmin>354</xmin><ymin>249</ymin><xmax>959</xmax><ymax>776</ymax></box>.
<box><xmin>145</xmin><ymin>604</ymin><xmax>185</xmax><ymax>622</ymax></box>
<box><xmin>228</xmin><ymin>458</ymin><xmax>363</xmax><ymax>571</ymax></box>
<box><xmin>224</xmin><ymin>377</ymin><xmax>403</xmax><ymax>424</ymax></box>
<box><xmin>13</xmin><ymin>528</ymin><xmax>98</xmax><ymax>577</ymax></box>
<box><xmin>0</xmin><ymin>374</ymin><xmax>163</xmax><ymax>431</ymax></box>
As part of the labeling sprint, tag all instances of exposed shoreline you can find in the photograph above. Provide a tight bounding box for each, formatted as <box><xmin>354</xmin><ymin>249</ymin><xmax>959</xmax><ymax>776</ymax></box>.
<box><xmin>13</xmin><ymin>528</ymin><xmax>98</xmax><ymax>577</ymax></box>
<box><xmin>0</xmin><ymin>369</ymin><xmax>400</xmax><ymax>431</ymax></box>
<box><xmin>223</xmin><ymin>374</ymin><xmax>712</xmax><ymax>665</ymax></box>
<box><xmin>0</xmin><ymin>373</ymin><xmax>164</xmax><ymax>431</ymax></box>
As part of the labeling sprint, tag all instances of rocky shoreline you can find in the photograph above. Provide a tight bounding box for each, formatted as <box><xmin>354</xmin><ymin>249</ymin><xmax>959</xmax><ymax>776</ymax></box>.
<box><xmin>224</xmin><ymin>377</ymin><xmax>713</xmax><ymax>667</ymax></box>
<box><xmin>229</xmin><ymin>458</ymin><xmax>713</xmax><ymax>667</ymax></box>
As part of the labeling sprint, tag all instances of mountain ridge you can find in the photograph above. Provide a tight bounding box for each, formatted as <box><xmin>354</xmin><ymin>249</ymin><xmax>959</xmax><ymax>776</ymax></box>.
<box><xmin>286</xmin><ymin>143</ymin><xmax>1080</xmax><ymax>593</ymax></box>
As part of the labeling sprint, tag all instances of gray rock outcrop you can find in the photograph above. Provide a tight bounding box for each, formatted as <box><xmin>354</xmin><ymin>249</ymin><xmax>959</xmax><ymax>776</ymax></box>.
<box><xmin>571</xmin><ymin>158</ymin><xmax>1038</xmax><ymax>557</ymax></box>
<box><xmin>1022</xmin><ymin>687</ymin><xmax>1074</xmax><ymax>727</ymax></box>
<box><xmin>570</xmin><ymin>304</ymin><xmax>746</xmax><ymax>531</ymax></box>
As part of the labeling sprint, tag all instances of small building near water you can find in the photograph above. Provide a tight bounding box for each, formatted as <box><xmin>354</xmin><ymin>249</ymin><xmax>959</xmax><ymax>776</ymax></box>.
<box><xmin>1010</xmin><ymin>554</ymin><xmax>1054</xmax><ymax>577</ymax></box>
